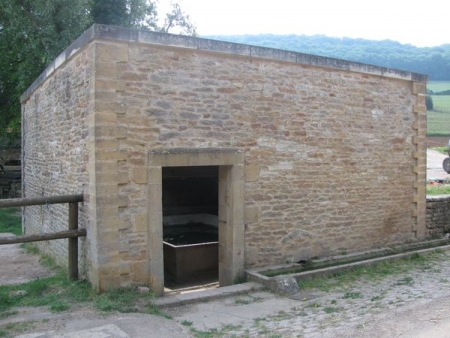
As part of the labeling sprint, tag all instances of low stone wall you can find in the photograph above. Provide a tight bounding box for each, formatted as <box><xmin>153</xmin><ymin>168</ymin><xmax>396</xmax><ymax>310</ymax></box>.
<box><xmin>426</xmin><ymin>195</ymin><xmax>450</xmax><ymax>236</ymax></box>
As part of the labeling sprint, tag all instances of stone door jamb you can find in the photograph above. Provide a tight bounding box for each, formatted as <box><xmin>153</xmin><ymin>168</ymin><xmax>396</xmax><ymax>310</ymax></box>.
<box><xmin>147</xmin><ymin>148</ymin><xmax>245</xmax><ymax>296</ymax></box>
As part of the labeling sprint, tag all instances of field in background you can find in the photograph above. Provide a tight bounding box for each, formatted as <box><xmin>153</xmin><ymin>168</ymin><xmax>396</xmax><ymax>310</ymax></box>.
<box><xmin>427</xmin><ymin>81</ymin><xmax>450</xmax><ymax>137</ymax></box>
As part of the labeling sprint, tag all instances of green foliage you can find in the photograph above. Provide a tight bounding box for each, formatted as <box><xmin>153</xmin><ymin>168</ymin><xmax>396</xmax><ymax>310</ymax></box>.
<box><xmin>93</xmin><ymin>0</ymin><xmax>129</xmax><ymax>26</ymax></box>
<box><xmin>426</xmin><ymin>95</ymin><xmax>434</xmax><ymax>110</ymax></box>
<box><xmin>0</xmin><ymin>0</ymin><xmax>195</xmax><ymax>138</ymax></box>
<box><xmin>0</xmin><ymin>0</ymin><xmax>92</xmax><ymax>136</ymax></box>
<box><xmin>0</xmin><ymin>208</ymin><xmax>21</xmax><ymax>235</ymax></box>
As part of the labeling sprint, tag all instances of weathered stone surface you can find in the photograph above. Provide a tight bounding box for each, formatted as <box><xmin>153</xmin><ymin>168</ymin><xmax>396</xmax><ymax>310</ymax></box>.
<box><xmin>426</xmin><ymin>196</ymin><xmax>450</xmax><ymax>235</ymax></box>
<box><xmin>269</xmin><ymin>276</ymin><xmax>301</xmax><ymax>295</ymax></box>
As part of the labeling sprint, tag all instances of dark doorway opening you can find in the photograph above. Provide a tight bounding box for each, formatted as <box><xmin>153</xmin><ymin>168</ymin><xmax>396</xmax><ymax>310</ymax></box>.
<box><xmin>162</xmin><ymin>166</ymin><xmax>219</xmax><ymax>292</ymax></box>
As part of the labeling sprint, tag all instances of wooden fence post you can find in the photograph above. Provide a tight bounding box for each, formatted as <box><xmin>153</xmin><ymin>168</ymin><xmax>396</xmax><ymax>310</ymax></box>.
<box><xmin>68</xmin><ymin>202</ymin><xmax>78</xmax><ymax>280</ymax></box>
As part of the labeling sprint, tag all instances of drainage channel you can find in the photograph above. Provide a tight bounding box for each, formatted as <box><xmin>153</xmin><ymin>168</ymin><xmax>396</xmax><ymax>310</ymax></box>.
<box><xmin>246</xmin><ymin>238</ymin><xmax>450</xmax><ymax>295</ymax></box>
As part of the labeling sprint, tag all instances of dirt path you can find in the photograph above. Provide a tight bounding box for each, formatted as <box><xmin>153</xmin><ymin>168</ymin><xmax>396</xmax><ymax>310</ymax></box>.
<box><xmin>0</xmin><ymin>233</ymin><xmax>53</xmax><ymax>285</ymax></box>
<box><xmin>427</xmin><ymin>149</ymin><xmax>450</xmax><ymax>180</ymax></box>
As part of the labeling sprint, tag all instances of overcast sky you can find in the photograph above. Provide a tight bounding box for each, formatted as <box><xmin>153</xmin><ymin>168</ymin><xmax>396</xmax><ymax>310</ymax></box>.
<box><xmin>159</xmin><ymin>0</ymin><xmax>449</xmax><ymax>47</ymax></box>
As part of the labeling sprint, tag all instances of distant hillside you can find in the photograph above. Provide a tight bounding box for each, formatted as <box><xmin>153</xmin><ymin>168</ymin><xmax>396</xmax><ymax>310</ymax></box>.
<box><xmin>204</xmin><ymin>34</ymin><xmax>450</xmax><ymax>80</ymax></box>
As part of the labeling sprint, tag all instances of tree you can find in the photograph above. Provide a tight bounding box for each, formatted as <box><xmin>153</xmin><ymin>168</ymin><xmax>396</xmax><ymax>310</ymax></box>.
<box><xmin>0</xmin><ymin>0</ymin><xmax>91</xmax><ymax>138</ymax></box>
<box><xmin>92</xmin><ymin>0</ymin><xmax>128</xmax><ymax>26</ymax></box>
<box><xmin>160</xmin><ymin>3</ymin><xmax>196</xmax><ymax>36</ymax></box>
<box><xmin>91</xmin><ymin>0</ymin><xmax>195</xmax><ymax>34</ymax></box>
<box><xmin>0</xmin><ymin>0</ymin><xmax>195</xmax><ymax>138</ymax></box>
<box><xmin>426</xmin><ymin>95</ymin><xmax>434</xmax><ymax>111</ymax></box>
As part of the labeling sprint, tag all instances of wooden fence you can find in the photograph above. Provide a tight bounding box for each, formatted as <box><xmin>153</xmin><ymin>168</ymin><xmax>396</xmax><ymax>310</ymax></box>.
<box><xmin>0</xmin><ymin>194</ymin><xmax>85</xmax><ymax>280</ymax></box>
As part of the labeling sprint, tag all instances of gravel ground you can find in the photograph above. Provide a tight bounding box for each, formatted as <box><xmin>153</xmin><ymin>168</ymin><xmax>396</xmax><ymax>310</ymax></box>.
<box><xmin>167</xmin><ymin>249</ymin><xmax>450</xmax><ymax>337</ymax></box>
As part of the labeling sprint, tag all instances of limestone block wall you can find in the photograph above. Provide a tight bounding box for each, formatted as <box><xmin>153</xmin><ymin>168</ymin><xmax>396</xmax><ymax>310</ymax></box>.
<box><xmin>21</xmin><ymin>41</ymin><xmax>95</xmax><ymax>269</ymax></box>
<box><xmin>426</xmin><ymin>196</ymin><xmax>450</xmax><ymax>236</ymax></box>
<box><xmin>21</xmin><ymin>25</ymin><xmax>427</xmax><ymax>291</ymax></box>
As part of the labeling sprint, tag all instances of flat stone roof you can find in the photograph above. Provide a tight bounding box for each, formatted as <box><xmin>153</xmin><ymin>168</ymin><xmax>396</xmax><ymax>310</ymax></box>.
<box><xmin>21</xmin><ymin>24</ymin><xmax>428</xmax><ymax>102</ymax></box>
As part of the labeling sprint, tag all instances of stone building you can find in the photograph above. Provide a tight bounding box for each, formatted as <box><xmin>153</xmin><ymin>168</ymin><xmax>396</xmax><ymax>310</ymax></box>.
<box><xmin>21</xmin><ymin>24</ymin><xmax>427</xmax><ymax>295</ymax></box>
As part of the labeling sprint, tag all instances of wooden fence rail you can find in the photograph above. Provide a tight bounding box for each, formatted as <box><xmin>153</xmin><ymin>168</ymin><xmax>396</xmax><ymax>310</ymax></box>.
<box><xmin>0</xmin><ymin>194</ymin><xmax>85</xmax><ymax>280</ymax></box>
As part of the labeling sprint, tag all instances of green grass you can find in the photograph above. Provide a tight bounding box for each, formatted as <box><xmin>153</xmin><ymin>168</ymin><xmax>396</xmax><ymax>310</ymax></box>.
<box><xmin>342</xmin><ymin>292</ymin><xmax>362</xmax><ymax>299</ymax></box>
<box><xmin>0</xmin><ymin>271</ymin><xmax>94</xmax><ymax>313</ymax></box>
<box><xmin>427</xmin><ymin>109</ymin><xmax>450</xmax><ymax>136</ymax></box>
<box><xmin>0</xmin><ymin>208</ymin><xmax>21</xmax><ymax>235</ymax></box>
<box><xmin>0</xmin><ymin>245</ymin><xmax>161</xmax><ymax>336</ymax></box>
<box><xmin>323</xmin><ymin>306</ymin><xmax>342</xmax><ymax>314</ymax></box>
<box><xmin>0</xmin><ymin>321</ymin><xmax>34</xmax><ymax>338</ymax></box>
<box><xmin>430</xmin><ymin>146</ymin><xmax>448</xmax><ymax>154</ymax></box>
<box><xmin>426</xmin><ymin>184</ymin><xmax>450</xmax><ymax>195</ymax></box>
<box><xmin>432</xmin><ymin>95</ymin><xmax>450</xmax><ymax>111</ymax></box>
<box><xmin>427</xmin><ymin>81</ymin><xmax>450</xmax><ymax>136</ymax></box>
<box><xmin>0</xmin><ymin>272</ymin><xmax>160</xmax><ymax>336</ymax></box>
<box><xmin>188</xmin><ymin>324</ymin><xmax>244</xmax><ymax>338</ymax></box>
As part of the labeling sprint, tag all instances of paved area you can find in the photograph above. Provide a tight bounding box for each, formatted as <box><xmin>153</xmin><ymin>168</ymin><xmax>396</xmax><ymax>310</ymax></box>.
<box><xmin>427</xmin><ymin>149</ymin><xmax>450</xmax><ymax>180</ymax></box>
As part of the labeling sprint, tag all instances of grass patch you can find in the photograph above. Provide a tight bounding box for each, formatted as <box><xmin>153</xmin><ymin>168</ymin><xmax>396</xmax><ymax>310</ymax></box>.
<box><xmin>427</xmin><ymin>109</ymin><xmax>450</xmax><ymax>136</ymax></box>
<box><xmin>0</xmin><ymin>246</ymin><xmax>164</xmax><ymax>336</ymax></box>
<box><xmin>427</xmin><ymin>80</ymin><xmax>450</xmax><ymax>136</ymax></box>
<box><xmin>146</xmin><ymin>303</ymin><xmax>172</xmax><ymax>319</ymax></box>
<box><xmin>0</xmin><ymin>321</ymin><xmax>35</xmax><ymax>338</ymax></box>
<box><xmin>0</xmin><ymin>208</ymin><xmax>21</xmax><ymax>235</ymax></box>
<box><xmin>188</xmin><ymin>324</ymin><xmax>243</xmax><ymax>338</ymax></box>
<box><xmin>0</xmin><ymin>270</ymin><xmax>158</xmax><ymax>321</ymax></box>
<box><xmin>428</xmin><ymin>81</ymin><xmax>450</xmax><ymax>134</ymax></box>
<box><xmin>431</xmin><ymin>146</ymin><xmax>448</xmax><ymax>154</ymax></box>
<box><xmin>426</xmin><ymin>184</ymin><xmax>450</xmax><ymax>195</ymax></box>
<box><xmin>343</xmin><ymin>292</ymin><xmax>362</xmax><ymax>299</ymax></box>
<box><xmin>432</xmin><ymin>96</ymin><xmax>450</xmax><ymax>111</ymax></box>
<box><xmin>323</xmin><ymin>306</ymin><xmax>342</xmax><ymax>314</ymax></box>
<box><xmin>0</xmin><ymin>270</ymin><xmax>94</xmax><ymax>314</ymax></box>
<box><xmin>0</xmin><ymin>309</ymin><xmax>18</xmax><ymax>319</ymax></box>
<box><xmin>95</xmin><ymin>286</ymin><xmax>155</xmax><ymax>313</ymax></box>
